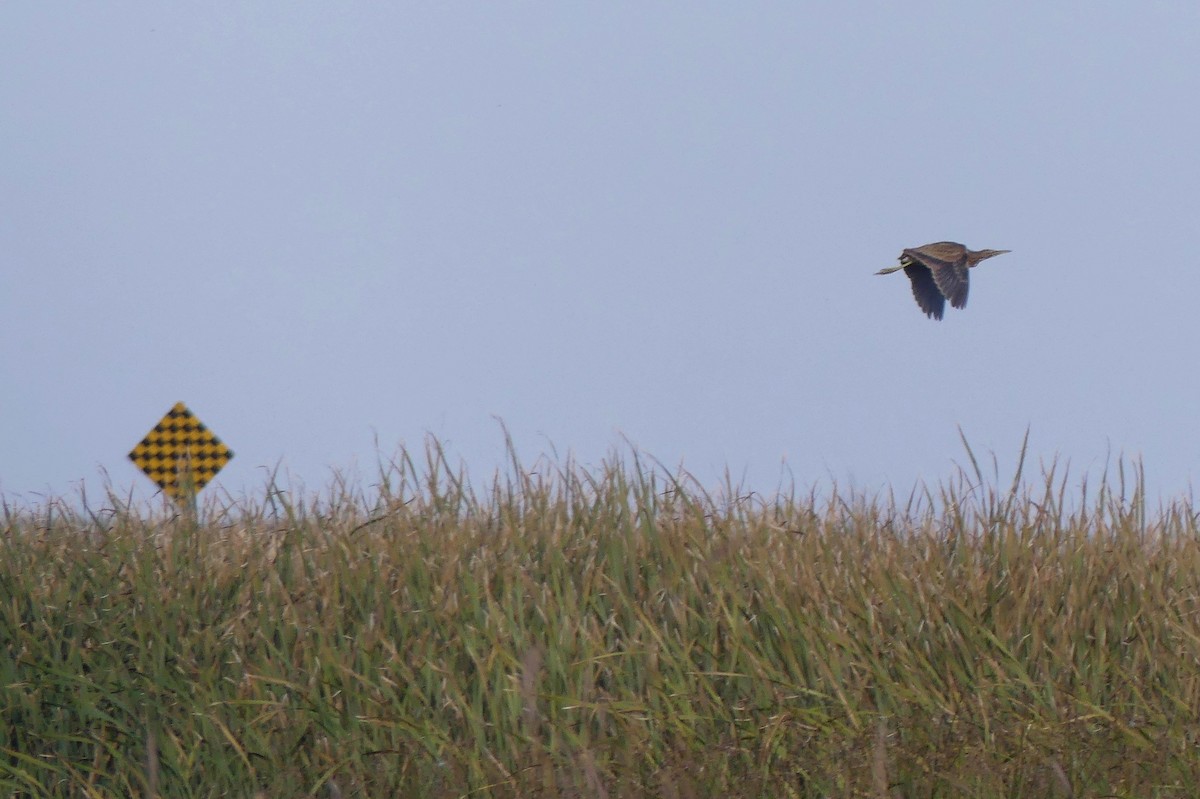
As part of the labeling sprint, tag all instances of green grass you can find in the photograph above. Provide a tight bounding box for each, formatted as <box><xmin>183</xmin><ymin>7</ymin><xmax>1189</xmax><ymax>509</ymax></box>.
<box><xmin>3</xmin><ymin>436</ymin><xmax>1200</xmax><ymax>797</ymax></box>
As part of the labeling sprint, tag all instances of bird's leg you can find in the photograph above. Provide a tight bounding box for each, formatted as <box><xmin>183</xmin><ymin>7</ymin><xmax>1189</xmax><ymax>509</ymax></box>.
<box><xmin>875</xmin><ymin>255</ymin><xmax>914</xmax><ymax>275</ymax></box>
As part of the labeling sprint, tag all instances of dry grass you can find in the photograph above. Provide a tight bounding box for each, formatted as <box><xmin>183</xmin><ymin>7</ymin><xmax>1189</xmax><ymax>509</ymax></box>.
<box><xmin>3</xmin><ymin>436</ymin><xmax>1200</xmax><ymax>797</ymax></box>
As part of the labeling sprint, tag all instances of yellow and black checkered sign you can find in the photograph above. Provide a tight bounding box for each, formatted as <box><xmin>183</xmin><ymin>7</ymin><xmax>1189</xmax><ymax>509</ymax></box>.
<box><xmin>128</xmin><ymin>402</ymin><xmax>234</xmax><ymax>500</ymax></box>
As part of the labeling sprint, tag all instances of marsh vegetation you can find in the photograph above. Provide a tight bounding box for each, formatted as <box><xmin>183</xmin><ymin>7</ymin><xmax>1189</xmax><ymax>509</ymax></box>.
<box><xmin>3</xmin><ymin>438</ymin><xmax>1199</xmax><ymax>797</ymax></box>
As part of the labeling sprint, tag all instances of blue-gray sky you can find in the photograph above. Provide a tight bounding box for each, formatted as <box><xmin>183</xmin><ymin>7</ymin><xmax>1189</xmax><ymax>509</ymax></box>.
<box><xmin>4</xmin><ymin>5</ymin><xmax>1199</xmax><ymax>505</ymax></box>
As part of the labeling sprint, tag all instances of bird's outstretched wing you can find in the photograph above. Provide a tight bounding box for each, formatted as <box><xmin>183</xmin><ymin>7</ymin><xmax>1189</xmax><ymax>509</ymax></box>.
<box><xmin>930</xmin><ymin>261</ymin><xmax>969</xmax><ymax>309</ymax></box>
<box><xmin>903</xmin><ymin>264</ymin><xmax>945</xmax><ymax>320</ymax></box>
<box><xmin>904</xmin><ymin>246</ymin><xmax>969</xmax><ymax>310</ymax></box>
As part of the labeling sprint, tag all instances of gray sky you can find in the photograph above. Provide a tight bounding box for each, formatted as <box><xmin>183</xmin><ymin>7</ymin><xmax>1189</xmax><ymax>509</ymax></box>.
<box><xmin>4</xmin><ymin>5</ymin><xmax>1199</xmax><ymax>505</ymax></box>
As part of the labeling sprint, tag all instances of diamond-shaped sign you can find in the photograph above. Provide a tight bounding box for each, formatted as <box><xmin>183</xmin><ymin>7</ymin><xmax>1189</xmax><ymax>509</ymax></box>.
<box><xmin>128</xmin><ymin>402</ymin><xmax>234</xmax><ymax>501</ymax></box>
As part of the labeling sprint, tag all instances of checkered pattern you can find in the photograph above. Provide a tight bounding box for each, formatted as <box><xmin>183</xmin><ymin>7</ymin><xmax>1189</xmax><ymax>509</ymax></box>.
<box><xmin>128</xmin><ymin>402</ymin><xmax>233</xmax><ymax>500</ymax></box>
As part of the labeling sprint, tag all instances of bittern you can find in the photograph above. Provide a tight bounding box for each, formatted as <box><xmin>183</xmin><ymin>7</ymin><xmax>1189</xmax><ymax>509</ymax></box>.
<box><xmin>876</xmin><ymin>242</ymin><xmax>1010</xmax><ymax>320</ymax></box>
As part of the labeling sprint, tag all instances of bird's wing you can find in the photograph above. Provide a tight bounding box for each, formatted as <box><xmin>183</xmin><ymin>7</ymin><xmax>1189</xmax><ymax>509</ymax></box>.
<box><xmin>903</xmin><ymin>264</ymin><xmax>945</xmax><ymax>320</ymax></box>
<box><xmin>929</xmin><ymin>261</ymin><xmax>969</xmax><ymax>309</ymax></box>
<box><xmin>904</xmin><ymin>248</ymin><xmax>969</xmax><ymax>310</ymax></box>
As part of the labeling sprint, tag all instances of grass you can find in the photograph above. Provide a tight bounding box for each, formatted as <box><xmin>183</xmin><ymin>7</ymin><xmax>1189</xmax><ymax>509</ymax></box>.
<box><xmin>3</xmin><ymin>435</ymin><xmax>1200</xmax><ymax>797</ymax></box>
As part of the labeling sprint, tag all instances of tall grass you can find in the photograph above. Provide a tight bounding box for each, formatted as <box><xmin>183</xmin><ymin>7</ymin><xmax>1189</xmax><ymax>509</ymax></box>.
<box><xmin>3</xmin><ymin>438</ymin><xmax>1200</xmax><ymax>797</ymax></box>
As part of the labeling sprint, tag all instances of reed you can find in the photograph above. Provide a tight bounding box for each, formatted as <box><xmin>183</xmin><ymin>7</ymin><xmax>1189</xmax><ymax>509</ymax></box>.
<box><xmin>2</xmin><ymin>437</ymin><xmax>1199</xmax><ymax>797</ymax></box>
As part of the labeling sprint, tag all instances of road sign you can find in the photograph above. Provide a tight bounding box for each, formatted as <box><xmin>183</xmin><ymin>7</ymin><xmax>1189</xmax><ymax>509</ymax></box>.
<box><xmin>128</xmin><ymin>402</ymin><xmax>234</xmax><ymax>501</ymax></box>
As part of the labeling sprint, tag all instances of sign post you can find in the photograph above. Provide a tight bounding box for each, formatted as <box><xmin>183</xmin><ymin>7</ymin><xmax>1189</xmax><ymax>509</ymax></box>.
<box><xmin>128</xmin><ymin>402</ymin><xmax>234</xmax><ymax>513</ymax></box>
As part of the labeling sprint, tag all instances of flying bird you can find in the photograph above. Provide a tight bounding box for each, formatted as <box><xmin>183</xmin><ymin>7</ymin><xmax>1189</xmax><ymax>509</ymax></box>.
<box><xmin>876</xmin><ymin>242</ymin><xmax>1010</xmax><ymax>320</ymax></box>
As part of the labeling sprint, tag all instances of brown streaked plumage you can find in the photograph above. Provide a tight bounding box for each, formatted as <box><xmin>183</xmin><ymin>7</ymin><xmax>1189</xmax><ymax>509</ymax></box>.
<box><xmin>876</xmin><ymin>241</ymin><xmax>1010</xmax><ymax>320</ymax></box>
